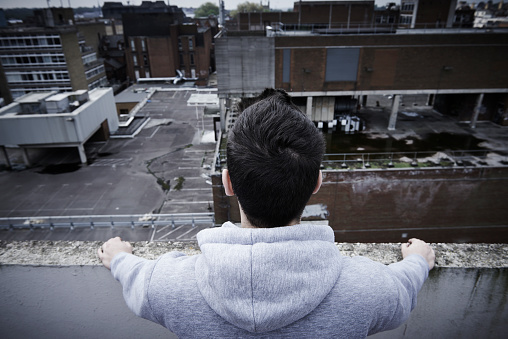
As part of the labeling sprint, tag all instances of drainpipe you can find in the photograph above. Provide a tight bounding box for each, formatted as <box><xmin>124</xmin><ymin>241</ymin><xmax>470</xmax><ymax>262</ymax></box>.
<box><xmin>329</xmin><ymin>4</ymin><xmax>332</xmax><ymax>29</ymax></box>
<box><xmin>298</xmin><ymin>0</ymin><xmax>302</xmax><ymax>28</ymax></box>
<box><xmin>347</xmin><ymin>4</ymin><xmax>351</xmax><ymax>30</ymax></box>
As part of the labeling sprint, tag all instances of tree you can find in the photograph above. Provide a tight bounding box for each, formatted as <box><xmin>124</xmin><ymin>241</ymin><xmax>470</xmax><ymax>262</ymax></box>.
<box><xmin>230</xmin><ymin>2</ymin><xmax>267</xmax><ymax>17</ymax></box>
<box><xmin>194</xmin><ymin>2</ymin><xmax>219</xmax><ymax>17</ymax></box>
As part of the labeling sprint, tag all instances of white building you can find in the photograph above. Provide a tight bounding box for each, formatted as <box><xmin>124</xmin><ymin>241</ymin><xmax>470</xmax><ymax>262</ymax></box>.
<box><xmin>0</xmin><ymin>88</ymin><xmax>118</xmax><ymax>166</ymax></box>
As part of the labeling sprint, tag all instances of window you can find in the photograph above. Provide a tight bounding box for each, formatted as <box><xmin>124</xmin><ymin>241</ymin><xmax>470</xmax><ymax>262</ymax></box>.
<box><xmin>145</xmin><ymin>70</ymin><xmax>150</xmax><ymax>78</ymax></box>
<box><xmin>82</xmin><ymin>53</ymin><xmax>97</xmax><ymax>66</ymax></box>
<box><xmin>143</xmin><ymin>55</ymin><xmax>148</xmax><ymax>66</ymax></box>
<box><xmin>130</xmin><ymin>39</ymin><xmax>136</xmax><ymax>51</ymax></box>
<box><xmin>135</xmin><ymin>70</ymin><xmax>140</xmax><ymax>80</ymax></box>
<box><xmin>85</xmin><ymin>65</ymin><xmax>105</xmax><ymax>79</ymax></box>
<box><xmin>133</xmin><ymin>55</ymin><xmax>138</xmax><ymax>66</ymax></box>
<box><xmin>178</xmin><ymin>38</ymin><xmax>182</xmax><ymax>50</ymax></box>
<box><xmin>188</xmin><ymin>38</ymin><xmax>193</xmax><ymax>50</ymax></box>
<box><xmin>88</xmin><ymin>76</ymin><xmax>107</xmax><ymax>90</ymax></box>
<box><xmin>282</xmin><ymin>49</ymin><xmax>291</xmax><ymax>83</ymax></box>
<box><xmin>141</xmin><ymin>39</ymin><xmax>146</xmax><ymax>51</ymax></box>
<box><xmin>401</xmin><ymin>3</ymin><xmax>415</xmax><ymax>12</ymax></box>
<box><xmin>5</xmin><ymin>70</ymin><xmax>70</xmax><ymax>83</ymax></box>
<box><xmin>0</xmin><ymin>35</ymin><xmax>62</xmax><ymax>49</ymax></box>
<box><xmin>325</xmin><ymin>48</ymin><xmax>360</xmax><ymax>82</ymax></box>
<box><xmin>400</xmin><ymin>15</ymin><xmax>413</xmax><ymax>24</ymax></box>
<box><xmin>190</xmin><ymin>53</ymin><xmax>195</xmax><ymax>65</ymax></box>
<box><xmin>179</xmin><ymin>53</ymin><xmax>184</xmax><ymax>65</ymax></box>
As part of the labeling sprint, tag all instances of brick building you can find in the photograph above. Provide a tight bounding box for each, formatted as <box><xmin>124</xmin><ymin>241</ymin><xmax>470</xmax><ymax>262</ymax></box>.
<box><xmin>216</xmin><ymin>29</ymin><xmax>508</xmax><ymax>128</ymax></box>
<box><xmin>230</xmin><ymin>0</ymin><xmax>377</xmax><ymax>32</ymax></box>
<box><xmin>123</xmin><ymin>12</ymin><xmax>213</xmax><ymax>85</ymax></box>
<box><xmin>99</xmin><ymin>34</ymin><xmax>126</xmax><ymax>86</ymax></box>
<box><xmin>399</xmin><ymin>0</ymin><xmax>457</xmax><ymax>28</ymax></box>
<box><xmin>0</xmin><ymin>8</ymin><xmax>107</xmax><ymax>103</ymax></box>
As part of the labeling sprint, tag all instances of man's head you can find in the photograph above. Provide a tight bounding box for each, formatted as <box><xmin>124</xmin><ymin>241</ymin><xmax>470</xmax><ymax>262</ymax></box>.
<box><xmin>224</xmin><ymin>88</ymin><xmax>325</xmax><ymax>228</ymax></box>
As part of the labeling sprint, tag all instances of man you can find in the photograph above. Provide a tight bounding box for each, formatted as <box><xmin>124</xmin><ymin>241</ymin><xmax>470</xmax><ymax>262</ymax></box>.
<box><xmin>98</xmin><ymin>88</ymin><xmax>435</xmax><ymax>338</ymax></box>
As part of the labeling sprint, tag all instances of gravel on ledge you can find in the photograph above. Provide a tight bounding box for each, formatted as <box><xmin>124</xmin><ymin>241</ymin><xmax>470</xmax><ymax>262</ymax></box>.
<box><xmin>0</xmin><ymin>240</ymin><xmax>506</xmax><ymax>268</ymax></box>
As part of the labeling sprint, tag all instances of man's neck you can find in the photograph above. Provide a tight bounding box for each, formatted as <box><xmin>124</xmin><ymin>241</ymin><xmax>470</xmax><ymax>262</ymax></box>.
<box><xmin>239</xmin><ymin>210</ymin><xmax>300</xmax><ymax>228</ymax></box>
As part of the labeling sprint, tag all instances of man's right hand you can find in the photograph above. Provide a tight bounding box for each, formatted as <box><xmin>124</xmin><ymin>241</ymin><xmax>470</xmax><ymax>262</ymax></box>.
<box><xmin>98</xmin><ymin>237</ymin><xmax>133</xmax><ymax>270</ymax></box>
<box><xmin>401</xmin><ymin>238</ymin><xmax>435</xmax><ymax>270</ymax></box>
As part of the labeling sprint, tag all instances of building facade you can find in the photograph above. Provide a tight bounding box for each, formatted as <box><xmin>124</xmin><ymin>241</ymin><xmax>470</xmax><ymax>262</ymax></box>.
<box><xmin>123</xmin><ymin>12</ymin><xmax>213</xmax><ymax>85</ymax></box>
<box><xmin>0</xmin><ymin>8</ymin><xmax>107</xmax><ymax>103</ymax></box>
<box><xmin>216</xmin><ymin>29</ymin><xmax>508</xmax><ymax>127</ymax></box>
<box><xmin>229</xmin><ymin>1</ymin><xmax>377</xmax><ymax>32</ymax></box>
<box><xmin>399</xmin><ymin>0</ymin><xmax>457</xmax><ymax>28</ymax></box>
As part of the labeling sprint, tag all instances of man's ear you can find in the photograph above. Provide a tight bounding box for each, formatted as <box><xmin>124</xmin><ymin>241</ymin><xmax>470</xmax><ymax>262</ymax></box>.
<box><xmin>222</xmin><ymin>169</ymin><xmax>235</xmax><ymax>196</ymax></box>
<box><xmin>312</xmin><ymin>170</ymin><xmax>322</xmax><ymax>195</ymax></box>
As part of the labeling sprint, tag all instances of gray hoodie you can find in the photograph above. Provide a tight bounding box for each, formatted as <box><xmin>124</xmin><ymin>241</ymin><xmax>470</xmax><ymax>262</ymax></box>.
<box><xmin>111</xmin><ymin>222</ymin><xmax>429</xmax><ymax>338</ymax></box>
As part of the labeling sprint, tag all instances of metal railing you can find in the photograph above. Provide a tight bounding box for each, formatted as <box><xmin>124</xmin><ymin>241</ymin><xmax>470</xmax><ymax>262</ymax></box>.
<box><xmin>213</xmin><ymin>148</ymin><xmax>508</xmax><ymax>172</ymax></box>
<box><xmin>322</xmin><ymin>150</ymin><xmax>508</xmax><ymax>169</ymax></box>
<box><xmin>0</xmin><ymin>213</ymin><xmax>215</xmax><ymax>231</ymax></box>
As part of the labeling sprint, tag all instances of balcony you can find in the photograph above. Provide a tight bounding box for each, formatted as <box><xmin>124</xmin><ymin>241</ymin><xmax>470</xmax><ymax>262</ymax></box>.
<box><xmin>0</xmin><ymin>239</ymin><xmax>506</xmax><ymax>338</ymax></box>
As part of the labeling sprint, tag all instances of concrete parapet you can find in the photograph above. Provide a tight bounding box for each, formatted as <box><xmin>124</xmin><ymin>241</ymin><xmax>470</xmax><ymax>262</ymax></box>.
<box><xmin>0</xmin><ymin>241</ymin><xmax>507</xmax><ymax>338</ymax></box>
<box><xmin>0</xmin><ymin>240</ymin><xmax>506</xmax><ymax>267</ymax></box>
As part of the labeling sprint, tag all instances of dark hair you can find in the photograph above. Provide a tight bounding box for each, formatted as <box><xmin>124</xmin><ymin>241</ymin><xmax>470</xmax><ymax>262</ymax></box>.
<box><xmin>226</xmin><ymin>88</ymin><xmax>325</xmax><ymax>228</ymax></box>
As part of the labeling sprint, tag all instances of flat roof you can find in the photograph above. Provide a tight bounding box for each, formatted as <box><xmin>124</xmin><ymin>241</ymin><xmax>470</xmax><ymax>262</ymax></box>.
<box><xmin>114</xmin><ymin>86</ymin><xmax>152</xmax><ymax>103</ymax></box>
<box><xmin>16</xmin><ymin>92</ymin><xmax>56</xmax><ymax>104</ymax></box>
<box><xmin>187</xmin><ymin>93</ymin><xmax>219</xmax><ymax>106</ymax></box>
<box><xmin>46</xmin><ymin>93</ymin><xmax>70</xmax><ymax>101</ymax></box>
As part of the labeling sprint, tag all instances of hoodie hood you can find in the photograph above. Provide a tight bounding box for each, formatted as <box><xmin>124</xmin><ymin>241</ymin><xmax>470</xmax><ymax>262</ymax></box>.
<box><xmin>195</xmin><ymin>222</ymin><xmax>342</xmax><ymax>333</ymax></box>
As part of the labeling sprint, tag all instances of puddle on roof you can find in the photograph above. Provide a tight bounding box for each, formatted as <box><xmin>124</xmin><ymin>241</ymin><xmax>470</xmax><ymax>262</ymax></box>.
<box><xmin>324</xmin><ymin>132</ymin><xmax>488</xmax><ymax>153</ymax></box>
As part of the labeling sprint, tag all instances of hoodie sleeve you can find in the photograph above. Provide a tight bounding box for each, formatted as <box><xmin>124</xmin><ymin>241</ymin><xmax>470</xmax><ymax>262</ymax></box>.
<box><xmin>110</xmin><ymin>252</ymin><xmax>159</xmax><ymax>323</ymax></box>
<box><xmin>379</xmin><ymin>254</ymin><xmax>429</xmax><ymax>331</ymax></box>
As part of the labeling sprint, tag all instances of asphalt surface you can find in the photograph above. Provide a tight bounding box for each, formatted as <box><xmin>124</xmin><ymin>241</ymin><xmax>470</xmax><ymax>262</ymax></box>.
<box><xmin>0</xmin><ymin>88</ymin><xmax>218</xmax><ymax>242</ymax></box>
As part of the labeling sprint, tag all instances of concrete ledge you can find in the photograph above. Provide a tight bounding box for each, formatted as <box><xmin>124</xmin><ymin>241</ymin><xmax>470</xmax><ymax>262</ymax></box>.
<box><xmin>0</xmin><ymin>240</ymin><xmax>506</xmax><ymax>267</ymax></box>
<box><xmin>1</xmin><ymin>240</ymin><xmax>507</xmax><ymax>338</ymax></box>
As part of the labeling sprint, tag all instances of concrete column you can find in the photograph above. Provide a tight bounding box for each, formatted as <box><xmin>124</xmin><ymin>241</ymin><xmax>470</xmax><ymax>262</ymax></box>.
<box><xmin>470</xmin><ymin>93</ymin><xmax>484</xmax><ymax>129</ymax></box>
<box><xmin>1</xmin><ymin>146</ymin><xmax>11</xmax><ymax>169</ymax></box>
<box><xmin>78</xmin><ymin>144</ymin><xmax>87</xmax><ymax>164</ymax></box>
<box><xmin>219</xmin><ymin>98</ymin><xmax>226</xmax><ymax>132</ymax></box>
<box><xmin>21</xmin><ymin>148</ymin><xmax>30</xmax><ymax>167</ymax></box>
<box><xmin>388</xmin><ymin>95</ymin><xmax>400</xmax><ymax>130</ymax></box>
<box><xmin>306</xmin><ymin>96</ymin><xmax>313</xmax><ymax>120</ymax></box>
<box><xmin>427</xmin><ymin>94</ymin><xmax>435</xmax><ymax>106</ymax></box>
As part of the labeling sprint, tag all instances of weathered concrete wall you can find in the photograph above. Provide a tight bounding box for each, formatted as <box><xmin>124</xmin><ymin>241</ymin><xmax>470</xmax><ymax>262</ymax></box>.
<box><xmin>0</xmin><ymin>265</ymin><xmax>174</xmax><ymax>339</ymax></box>
<box><xmin>212</xmin><ymin>167</ymin><xmax>508</xmax><ymax>243</ymax></box>
<box><xmin>216</xmin><ymin>35</ymin><xmax>275</xmax><ymax>96</ymax></box>
<box><xmin>0</xmin><ymin>241</ymin><xmax>506</xmax><ymax>338</ymax></box>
